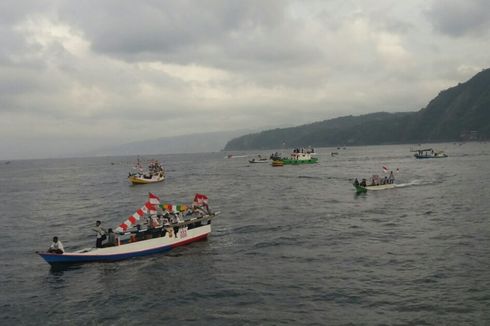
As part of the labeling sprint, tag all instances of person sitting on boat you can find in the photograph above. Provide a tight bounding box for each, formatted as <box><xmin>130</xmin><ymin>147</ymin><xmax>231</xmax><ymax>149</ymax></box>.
<box><xmin>170</xmin><ymin>213</ymin><xmax>182</xmax><ymax>238</ymax></box>
<box><xmin>93</xmin><ymin>220</ymin><xmax>107</xmax><ymax>248</ymax></box>
<box><xmin>150</xmin><ymin>215</ymin><xmax>160</xmax><ymax>229</ymax></box>
<box><xmin>135</xmin><ymin>224</ymin><xmax>146</xmax><ymax>241</ymax></box>
<box><xmin>353</xmin><ymin>178</ymin><xmax>359</xmax><ymax>186</ymax></box>
<box><xmin>48</xmin><ymin>236</ymin><xmax>64</xmax><ymax>254</ymax></box>
<box><xmin>104</xmin><ymin>229</ymin><xmax>117</xmax><ymax>247</ymax></box>
<box><xmin>360</xmin><ymin>178</ymin><xmax>367</xmax><ymax>187</ymax></box>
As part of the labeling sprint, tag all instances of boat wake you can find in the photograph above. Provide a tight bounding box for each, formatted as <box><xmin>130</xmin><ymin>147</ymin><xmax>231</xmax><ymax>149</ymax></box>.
<box><xmin>394</xmin><ymin>179</ymin><xmax>432</xmax><ymax>188</ymax></box>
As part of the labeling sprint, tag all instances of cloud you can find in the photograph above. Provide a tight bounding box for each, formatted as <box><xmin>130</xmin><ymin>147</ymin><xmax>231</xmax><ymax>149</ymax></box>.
<box><xmin>426</xmin><ymin>0</ymin><xmax>490</xmax><ymax>37</ymax></box>
<box><xmin>0</xmin><ymin>0</ymin><xmax>489</xmax><ymax>159</ymax></box>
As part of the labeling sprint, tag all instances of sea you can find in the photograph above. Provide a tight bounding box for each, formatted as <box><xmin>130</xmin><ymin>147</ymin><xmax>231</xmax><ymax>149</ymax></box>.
<box><xmin>0</xmin><ymin>142</ymin><xmax>489</xmax><ymax>325</ymax></box>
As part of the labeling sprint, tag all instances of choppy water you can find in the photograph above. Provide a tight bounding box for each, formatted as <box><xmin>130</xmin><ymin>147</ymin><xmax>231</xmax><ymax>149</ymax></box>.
<box><xmin>0</xmin><ymin>143</ymin><xmax>489</xmax><ymax>325</ymax></box>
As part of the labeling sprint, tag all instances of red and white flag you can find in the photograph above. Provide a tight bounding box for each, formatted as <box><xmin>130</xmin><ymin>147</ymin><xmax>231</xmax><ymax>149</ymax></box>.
<box><xmin>382</xmin><ymin>166</ymin><xmax>388</xmax><ymax>173</ymax></box>
<box><xmin>148</xmin><ymin>192</ymin><xmax>160</xmax><ymax>215</ymax></box>
<box><xmin>193</xmin><ymin>193</ymin><xmax>208</xmax><ymax>207</ymax></box>
<box><xmin>116</xmin><ymin>202</ymin><xmax>150</xmax><ymax>233</ymax></box>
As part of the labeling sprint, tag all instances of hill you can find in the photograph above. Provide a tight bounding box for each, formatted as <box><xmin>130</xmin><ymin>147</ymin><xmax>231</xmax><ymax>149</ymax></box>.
<box><xmin>224</xmin><ymin>68</ymin><xmax>490</xmax><ymax>150</ymax></box>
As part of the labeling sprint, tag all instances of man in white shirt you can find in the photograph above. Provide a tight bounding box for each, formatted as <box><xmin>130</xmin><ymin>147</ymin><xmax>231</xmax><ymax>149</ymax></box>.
<box><xmin>92</xmin><ymin>220</ymin><xmax>107</xmax><ymax>248</ymax></box>
<box><xmin>48</xmin><ymin>236</ymin><xmax>64</xmax><ymax>254</ymax></box>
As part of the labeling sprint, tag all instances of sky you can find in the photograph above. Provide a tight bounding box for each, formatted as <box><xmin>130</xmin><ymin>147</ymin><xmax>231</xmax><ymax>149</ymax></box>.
<box><xmin>1</xmin><ymin>0</ymin><xmax>489</xmax><ymax>159</ymax></box>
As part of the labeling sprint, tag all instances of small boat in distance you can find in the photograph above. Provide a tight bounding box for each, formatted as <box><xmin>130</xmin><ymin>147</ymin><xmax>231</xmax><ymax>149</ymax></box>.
<box><xmin>37</xmin><ymin>193</ymin><xmax>217</xmax><ymax>265</ymax></box>
<box><xmin>128</xmin><ymin>159</ymin><xmax>165</xmax><ymax>185</ymax></box>
<box><xmin>249</xmin><ymin>155</ymin><xmax>269</xmax><ymax>163</ymax></box>
<box><xmin>272</xmin><ymin>160</ymin><xmax>284</xmax><ymax>167</ymax></box>
<box><xmin>412</xmin><ymin>148</ymin><xmax>448</xmax><ymax>159</ymax></box>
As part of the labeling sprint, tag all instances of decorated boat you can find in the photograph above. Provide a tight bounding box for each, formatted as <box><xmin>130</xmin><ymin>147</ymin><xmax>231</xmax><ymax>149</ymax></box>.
<box><xmin>353</xmin><ymin>174</ymin><xmax>396</xmax><ymax>193</ymax></box>
<box><xmin>128</xmin><ymin>159</ymin><xmax>165</xmax><ymax>184</ymax></box>
<box><xmin>412</xmin><ymin>148</ymin><xmax>448</xmax><ymax>159</ymax></box>
<box><xmin>37</xmin><ymin>193</ymin><xmax>217</xmax><ymax>265</ymax></box>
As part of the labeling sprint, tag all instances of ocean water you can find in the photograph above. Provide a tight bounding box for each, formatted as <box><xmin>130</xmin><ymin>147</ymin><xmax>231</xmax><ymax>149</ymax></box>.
<box><xmin>0</xmin><ymin>143</ymin><xmax>489</xmax><ymax>325</ymax></box>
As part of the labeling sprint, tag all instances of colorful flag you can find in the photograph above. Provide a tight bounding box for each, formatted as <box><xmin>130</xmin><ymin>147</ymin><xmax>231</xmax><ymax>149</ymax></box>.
<box><xmin>382</xmin><ymin>166</ymin><xmax>388</xmax><ymax>173</ymax></box>
<box><xmin>161</xmin><ymin>204</ymin><xmax>188</xmax><ymax>212</ymax></box>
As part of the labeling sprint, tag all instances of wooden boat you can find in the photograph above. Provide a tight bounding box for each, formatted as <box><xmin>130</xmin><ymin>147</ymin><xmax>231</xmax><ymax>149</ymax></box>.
<box><xmin>353</xmin><ymin>174</ymin><xmax>395</xmax><ymax>193</ymax></box>
<box><xmin>128</xmin><ymin>172</ymin><xmax>165</xmax><ymax>184</ymax></box>
<box><xmin>37</xmin><ymin>193</ymin><xmax>216</xmax><ymax>265</ymax></box>
<box><xmin>249</xmin><ymin>158</ymin><xmax>269</xmax><ymax>163</ymax></box>
<box><xmin>412</xmin><ymin>148</ymin><xmax>448</xmax><ymax>159</ymax></box>
<box><xmin>354</xmin><ymin>183</ymin><xmax>395</xmax><ymax>193</ymax></box>
<box><xmin>128</xmin><ymin>159</ymin><xmax>165</xmax><ymax>185</ymax></box>
<box><xmin>272</xmin><ymin>160</ymin><xmax>284</xmax><ymax>167</ymax></box>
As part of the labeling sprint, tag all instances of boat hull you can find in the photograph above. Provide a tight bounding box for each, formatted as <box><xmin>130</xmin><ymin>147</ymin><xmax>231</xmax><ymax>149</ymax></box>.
<box><xmin>354</xmin><ymin>184</ymin><xmax>395</xmax><ymax>192</ymax></box>
<box><xmin>272</xmin><ymin>160</ymin><xmax>284</xmax><ymax>167</ymax></box>
<box><xmin>281</xmin><ymin>158</ymin><xmax>318</xmax><ymax>165</ymax></box>
<box><xmin>128</xmin><ymin>175</ymin><xmax>165</xmax><ymax>184</ymax></box>
<box><xmin>38</xmin><ymin>224</ymin><xmax>211</xmax><ymax>265</ymax></box>
<box><xmin>414</xmin><ymin>154</ymin><xmax>448</xmax><ymax>159</ymax></box>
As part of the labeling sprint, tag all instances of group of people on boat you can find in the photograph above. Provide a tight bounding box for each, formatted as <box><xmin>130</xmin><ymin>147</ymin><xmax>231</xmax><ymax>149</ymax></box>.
<box><xmin>270</xmin><ymin>152</ymin><xmax>281</xmax><ymax>160</ymax></box>
<box><xmin>129</xmin><ymin>159</ymin><xmax>165</xmax><ymax>179</ymax></box>
<box><xmin>46</xmin><ymin>203</ymin><xmax>213</xmax><ymax>254</ymax></box>
<box><xmin>292</xmin><ymin>147</ymin><xmax>314</xmax><ymax>154</ymax></box>
<box><xmin>354</xmin><ymin>171</ymin><xmax>395</xmax><ymax>187</ymax></box>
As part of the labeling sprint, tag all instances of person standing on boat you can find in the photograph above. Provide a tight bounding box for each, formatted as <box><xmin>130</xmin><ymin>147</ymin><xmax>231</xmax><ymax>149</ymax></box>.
<box><xmin>48</xmin><ymin>236</ymin><xmax>64</xmax><ymax>254</ymax></box>
<box><xmin>93</xmin><ymin>220</ymin><xmax>107</xmax><ymax>248</ymax></box>
<box><xmin>388</xmin><ymin>171</ymin><xmax>395</xmax><ymax>184</ymax></box>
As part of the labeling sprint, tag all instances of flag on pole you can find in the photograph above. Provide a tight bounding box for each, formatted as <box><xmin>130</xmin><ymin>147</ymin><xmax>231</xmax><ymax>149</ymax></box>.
<box><xmin>193</xmin><ymin>193</ymin><xmax>208</xmax><ymax>207</ymax></box>
<box><xmin>148</xmin><ymin>192</ymin><xmax>160</xmax><ymax>215</ymax></box>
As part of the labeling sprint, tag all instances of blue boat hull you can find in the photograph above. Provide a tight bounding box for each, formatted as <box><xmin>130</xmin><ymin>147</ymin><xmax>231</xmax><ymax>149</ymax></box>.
<box><xmin>38</xmin><ymin>232</ymin><xmax>209</xmax><ymax>265</ymax></box>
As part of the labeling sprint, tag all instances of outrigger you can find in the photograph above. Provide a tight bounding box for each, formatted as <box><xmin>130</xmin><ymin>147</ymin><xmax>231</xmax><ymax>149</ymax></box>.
<box><xmin>37</xmin><ymin>193</ymin><xmax>218</xmax><ymax>265</ymax></box>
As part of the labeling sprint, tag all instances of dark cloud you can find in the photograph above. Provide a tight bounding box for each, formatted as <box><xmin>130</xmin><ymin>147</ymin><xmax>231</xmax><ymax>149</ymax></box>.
<box><xmin>427</xmin><ymin>0</ymin><xmax>490</xmax><ymax>37</ymax></box>
<box><xmin>58</xmin><ymin>1</ymin><xmax>317</xmax><ymax>69</ymax></box>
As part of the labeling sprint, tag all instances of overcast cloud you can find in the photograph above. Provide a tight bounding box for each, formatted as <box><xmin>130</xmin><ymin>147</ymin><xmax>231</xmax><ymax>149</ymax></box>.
<box><xmin>0</xmin><ymin>0</ymin><xmax>489</xmax><ymax>159</ymax></box>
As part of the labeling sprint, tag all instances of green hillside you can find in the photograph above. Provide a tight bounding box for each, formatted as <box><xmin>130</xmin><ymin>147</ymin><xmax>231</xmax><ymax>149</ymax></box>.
<box><xmin>224</xmin><ymin>68</ymin><xmax>490</xmax><ymax>150</ymax></box>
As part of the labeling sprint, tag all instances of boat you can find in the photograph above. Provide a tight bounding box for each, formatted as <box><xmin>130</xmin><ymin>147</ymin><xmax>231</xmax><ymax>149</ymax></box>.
<box><xmin>412</xmin><ymin>148</ymin><xmax>448</xmax><ymax>159</ymax></box>
<box><xmin>271</xmin><ymin>160</ymin><xmax>284</xmax><ymax>167</ymax></box>
<box><xmin>353</xmin><ymin>174</ymin><xmax>395</xmax><ymax>193</ymax></box>
<box><xmin>280</xmin><ymin>151</ymin><xmax>318</xmax><ymax>165</ymax></box>
<box><xmin>353</xmin><ymin>183</ymin><xmax>396</xmax><ymax>193</ymax></box>
<box><xmin>249</xmin><ymin>155</ymin><xmax>269</xmax><ymax>163</ymax></box>
<box><xmin>37</xmin><ymin>193</ymin><xmax>217</xmax><ymax>265</ymax></box>
<box><xmin>128</xmin><ymin>159</ymin><xmax>165</xmax><ymax>184</ymax></box>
